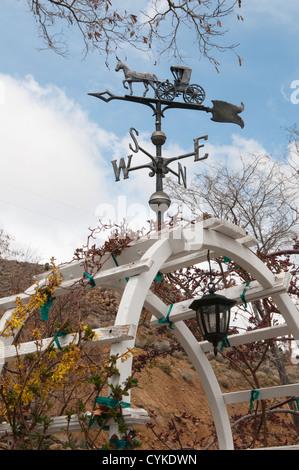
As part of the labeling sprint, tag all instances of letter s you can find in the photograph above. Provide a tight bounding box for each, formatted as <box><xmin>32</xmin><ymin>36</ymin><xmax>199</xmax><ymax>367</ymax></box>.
<box><xmin>129</xmin><ymin>127</ymin><xmax>139</xmax><ymax>153</ymax></box>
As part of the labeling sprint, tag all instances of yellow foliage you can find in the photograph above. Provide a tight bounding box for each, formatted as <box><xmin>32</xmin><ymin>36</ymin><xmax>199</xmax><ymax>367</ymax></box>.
<box><xmin>0</xmin><ymin>257</ymin><xmax>139</xmax><ymax>449</ymax></box>
<box><xmin>1</xmin><ymin>258</ymin><xmax>63</xmax><ymax>339</ymax></box>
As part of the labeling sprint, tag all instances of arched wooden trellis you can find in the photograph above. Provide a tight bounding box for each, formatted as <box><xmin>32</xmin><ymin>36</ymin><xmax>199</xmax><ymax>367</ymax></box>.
<box><xmin>0</xmin><ymin>218</ymin><xmax>298</xmax><ymax>449</ymax></box>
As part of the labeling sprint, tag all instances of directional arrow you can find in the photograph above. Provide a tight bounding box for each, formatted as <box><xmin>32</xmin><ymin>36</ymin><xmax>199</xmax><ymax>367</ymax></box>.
<box><xmin>89</xmin><ymin>91</ymin><xmax>245</xmax><ymax>128</ymax></box>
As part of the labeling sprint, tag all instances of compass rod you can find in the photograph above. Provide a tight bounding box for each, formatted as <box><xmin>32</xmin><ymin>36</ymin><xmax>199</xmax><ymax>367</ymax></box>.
<box><xmin>127</xmin><ymin>164</ymin><xmax>155</xmax><ymax>174</ymax></box>
<box><xmin>164</xmin><ymin>151</ymin><xmax>196</xmax><ymax>166</ymax></box>
<box><xmin>138</xmin><ymin>146</ymin><xmax>157</xmax><ymax>165</ymax></box>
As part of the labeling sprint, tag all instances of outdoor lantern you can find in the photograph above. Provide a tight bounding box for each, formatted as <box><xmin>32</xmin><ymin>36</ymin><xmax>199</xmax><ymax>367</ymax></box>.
<box><xmin>189</xmin><ymin>252</ymin><xmax>237</xmax><ymax>355</ymax></box>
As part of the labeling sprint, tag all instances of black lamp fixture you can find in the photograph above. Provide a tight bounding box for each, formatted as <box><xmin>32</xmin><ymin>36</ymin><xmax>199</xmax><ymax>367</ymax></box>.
<box><xmin>189</xmin><ymin>251</ymin><xmax>237</xmax><ymax>355</ymax></box>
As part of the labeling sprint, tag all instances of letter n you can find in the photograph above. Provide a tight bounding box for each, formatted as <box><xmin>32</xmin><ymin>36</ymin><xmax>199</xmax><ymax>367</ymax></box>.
<box><xmin>178</xmin><ymin>162</ymin><xmax>187</xmax><ymax>188</ymax></box>
<box><xmin>111</xmin><ymin>155</ymin><xmax>133</xmax><ymax>181</ymax></box>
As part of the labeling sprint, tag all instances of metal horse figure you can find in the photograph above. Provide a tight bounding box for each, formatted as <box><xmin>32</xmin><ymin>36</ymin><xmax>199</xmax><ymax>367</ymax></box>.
<box><xmin>115</xmin><ymin>61</ymin><xmax>159</xmax><ymax>97</ymax></box>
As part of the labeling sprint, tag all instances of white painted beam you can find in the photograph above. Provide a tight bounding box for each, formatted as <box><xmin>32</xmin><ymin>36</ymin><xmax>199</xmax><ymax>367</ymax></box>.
<box><xmin>223</xmin><ymin>383</ymin><xmax>299</xmax><ymax>405</ymax></box>
<box><xmin>0</xmin><ymin>407</ymin><xmax>149</xmax><ymax>437</ymax></box>
<box><xmin>28</xmin><ymin>218</ymin><xmax>256</xmax><ymax>284</ymax></box>
<box><xmin>271</xmin><ymin>292</ymin><xmax>299</xmax><ymax>340</ymax></box>
<box><xmin>202</xmin><ymin>231</ymin><xmax>275</xmax><ymax>288</ymax></box>
<box><xmin>252</xmin><ymin>445</ymin><xmax>299</xmax><ymax>450</ymax></box>
<box><xmin>199</xmin><ymin>323</ymin><xmax>292</xmax><ymax>353</ymax></box>
<box><xmin>2</xmin><ymin>324</ymin><xmax>136</xmax><ymax>363</ymax></box>
<box><xmin>158</xmin><ymin>250</ymin><xmax>216</xmax><ymax>273</ymax></box>
<box><xmin>150</xmin><ymin>272</ymin><xmax>291</xmax><ymax>327</ymax></box>
<box><xmin>202</xmin><ymin>218</ymin><xmax>248</xmax><ymax>239</ymax></box>
<box><xmin>0</xmin><ymin>258</ymin><xmax>153</xmax><ymax>311</ymax></box>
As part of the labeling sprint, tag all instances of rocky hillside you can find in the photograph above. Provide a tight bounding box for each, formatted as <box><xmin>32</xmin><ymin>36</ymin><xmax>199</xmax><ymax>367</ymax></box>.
<box><xmin>0</xmin><ymin>257</ymin><xmax>45</xmax><ymax>298</ymax></box>
<box><xmin>0</xmin><ymin>259</ymin><xmax>298</xmax><ymax>450</ymax></box>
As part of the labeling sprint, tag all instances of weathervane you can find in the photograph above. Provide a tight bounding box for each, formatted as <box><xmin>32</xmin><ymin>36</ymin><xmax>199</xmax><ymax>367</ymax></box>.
<box><xmin>89</xmin><ymin>61</ymin><xmax>245</xmax><ymax>230</ymax></box>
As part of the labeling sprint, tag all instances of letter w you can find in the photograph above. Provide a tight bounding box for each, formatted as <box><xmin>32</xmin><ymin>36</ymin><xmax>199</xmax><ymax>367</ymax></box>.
<box><xmin>111</xmin><ymin>155</ymin><xmax>133</xmax><ymax>181</ymax></box>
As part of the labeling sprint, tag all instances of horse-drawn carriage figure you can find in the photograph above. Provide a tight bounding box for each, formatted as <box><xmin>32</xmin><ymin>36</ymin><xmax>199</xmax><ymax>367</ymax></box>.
<box><xmin>156</xmin><ymin>65</ymin><xmax>205</xmax><ymax>104</ymax></box>
<box><xmin>115</xmin><ymin>61</ymin><xmax>205</xmax><ymax>104</ymax></box>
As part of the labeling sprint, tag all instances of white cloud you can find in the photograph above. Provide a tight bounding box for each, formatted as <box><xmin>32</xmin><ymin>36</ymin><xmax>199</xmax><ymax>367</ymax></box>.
<box><xmin>210</xmin><ymin>134</ymin><xmax>266</xmax><ymax>162</ymax></box>
<box><xmin>184</xmin><ymin>133</ymin><xmax>268</xmax><ymax>178</ymax></box>
<box><xmin>0</xmin><ymin>74</ymin><xmax>119</xmax><ymax>263</ymax></box>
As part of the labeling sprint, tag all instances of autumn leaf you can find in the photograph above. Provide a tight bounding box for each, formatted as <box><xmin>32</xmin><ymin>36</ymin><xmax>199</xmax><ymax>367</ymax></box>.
<box><xmin>130</xmin><ymin>14</ymin><xmax>138</xmax><ymax>24</ymax></box>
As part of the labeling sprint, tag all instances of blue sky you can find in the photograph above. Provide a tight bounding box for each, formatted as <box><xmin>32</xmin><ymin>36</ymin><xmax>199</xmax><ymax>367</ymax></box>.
<box><xmin>0</xmin><ymin>0</ymin><xmax>298</xmax><ymax>263</ymax></box>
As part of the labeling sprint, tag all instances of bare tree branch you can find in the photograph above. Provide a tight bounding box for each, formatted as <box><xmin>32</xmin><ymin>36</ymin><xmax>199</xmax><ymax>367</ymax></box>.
<box><xmin>166</xmin><ymin>153</ymin><xmax>299</xmax><ymax>253</ymax></box>
<box><xmin>25</xmin><ymin>0</ymin><xmax>243</xmax><ymax>66</ymax></box>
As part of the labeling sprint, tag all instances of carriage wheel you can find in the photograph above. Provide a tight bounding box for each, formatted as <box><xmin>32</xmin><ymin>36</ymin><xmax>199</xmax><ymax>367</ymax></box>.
<box><xmin>156</xmin><ymin>81</ymin><xmax>176</xmax><ymax>101</ymax></box>
<box><xmin>183</xmin><ymin>84</ymin><xmax>205</xmax><ymax>104</ymax></box>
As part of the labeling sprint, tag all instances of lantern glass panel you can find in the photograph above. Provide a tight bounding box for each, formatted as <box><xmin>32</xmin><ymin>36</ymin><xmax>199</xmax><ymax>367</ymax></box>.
<box><xmin>198</xmin><ymin>305</ymin><xmax>217</xmax><ymax>335</ymax></box>
<box><xmin>218</xmin><ymin>304</ymin><xmax>230</xmax><ymax>334</ymax></box>
<box><xmin>197</xmin><ymin>303</ymin><xmax>231</xmax><ymax>339</ymax></box>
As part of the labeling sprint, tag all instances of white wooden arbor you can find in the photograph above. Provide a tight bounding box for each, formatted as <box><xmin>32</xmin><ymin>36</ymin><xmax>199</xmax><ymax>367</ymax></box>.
<box><xmin>0</xmin><ymin>217</ymin><xmax>299</xmax><ymax>450</ymax></box>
